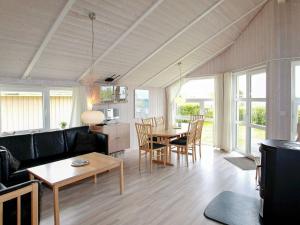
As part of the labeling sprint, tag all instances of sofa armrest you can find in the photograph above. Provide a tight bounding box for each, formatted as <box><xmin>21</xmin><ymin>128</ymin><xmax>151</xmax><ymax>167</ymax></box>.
<box><xmin>0</xmin><ymin>182</ymin><xmax>6</xmax><ymax>190</ymax></box>
<box><xmin>0</xmin><ymin>180</ymin><xmax>40</xmax><ymax>195</ymax></box>
<box><xmin>0</xmin><ymin>149</ymin><xmax>9</xmax><ymax>183</ymax></box>
<box><xmin>0</xmin><ymin>180</ymin><xmax>41</xmax><ymax>225</ymax></box>
<box><xmin>95</xmin><ymin>133</ymin><xmax>109</xmax><ymax>155</ymax></box>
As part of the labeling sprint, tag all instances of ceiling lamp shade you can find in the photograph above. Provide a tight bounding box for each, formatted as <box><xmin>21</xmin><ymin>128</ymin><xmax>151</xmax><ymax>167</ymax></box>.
<box><xmin>81</xmin><ymin>110</ymin><xmax>105</xmax><ymax>125</ymax></box>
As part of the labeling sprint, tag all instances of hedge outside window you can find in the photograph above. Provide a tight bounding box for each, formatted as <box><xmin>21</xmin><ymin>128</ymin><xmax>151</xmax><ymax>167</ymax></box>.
<box><xmin>175</xmin><ymin>78</ymin><xmax>215</xmax><ymax>145</ymax></box>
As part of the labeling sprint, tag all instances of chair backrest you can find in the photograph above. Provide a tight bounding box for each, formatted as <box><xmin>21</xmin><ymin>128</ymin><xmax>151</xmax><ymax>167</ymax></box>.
<box><xmin>142</xmin><ymin>118</ymin><xmax>155</xmax><ymax>127</ymax></box>
<box><xmin>187</xmin><ymin>120</ymin><xmax>198</xmax><ymax>146</ymax></box>
<box><xmin>190</xmin><ymin>115</ymin><xmax>205</xmax><ymax>122</ymax></box>
<box><xmin>0</xmin><ymin>181</ymin><xmax>39</xmax><ymax>225</ymax></box>
<box><xmin>155</xmin><ymin>116</ymin><xmax>164</xmax><ymax>127</ymax></box>
<box><xmin>195</xmin><ymin>119</ymin><xmax>205</xmax><ymax>142</ymax></box>
<box><xmin>135</xmin><ymin>123</ymin><xmax>152</xmax><ymax>150</ymax></box>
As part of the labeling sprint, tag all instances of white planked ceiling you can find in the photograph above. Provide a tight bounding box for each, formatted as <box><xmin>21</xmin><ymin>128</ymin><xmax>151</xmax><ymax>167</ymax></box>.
<box><xmin>0</xmin><ymin>0</ymin><xmax>267</xmax><ymax>87</ymax></box>
<box><xmin>0</xmin><ymin>0</ymin><xmax>68</xmax><ymax>78</ymax></box>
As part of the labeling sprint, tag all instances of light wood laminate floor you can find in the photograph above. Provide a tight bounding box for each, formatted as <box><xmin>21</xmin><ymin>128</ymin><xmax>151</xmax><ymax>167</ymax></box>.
<box><xmin>40</xmin><ymin>146</ymin><xmax>258</xmax><ymax>225</ymax></box>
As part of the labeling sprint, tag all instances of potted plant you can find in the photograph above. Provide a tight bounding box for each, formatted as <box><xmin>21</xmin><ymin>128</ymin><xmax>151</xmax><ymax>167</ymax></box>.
<box><xmin>60</xmin><ymin>121</ymin><xmax>67</xmax><ymax>129</ymax></box>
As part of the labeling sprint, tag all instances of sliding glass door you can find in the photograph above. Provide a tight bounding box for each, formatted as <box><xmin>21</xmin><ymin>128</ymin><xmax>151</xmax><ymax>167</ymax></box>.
<box><xmin>233</xmin><ymin>69</ymin><xmax>266</xmax><ymax>157</ymax></box>
<box><xmin>175</xmin><ymin>78</ymin><xmax>215</xmax><ymax>146</ymax></box>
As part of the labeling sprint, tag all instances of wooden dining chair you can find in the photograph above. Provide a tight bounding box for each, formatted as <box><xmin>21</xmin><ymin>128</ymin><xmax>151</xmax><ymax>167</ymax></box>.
<box><xmin>135</xmin><ymin>123</ymin><xmax>167</xmax><ymax>173</ymax></box>
<box><xmin>190</xmin><ymin>114</ymin><xmax>205</xmax><ymax>121</ymax></box>
<box><xmin>184</xmin><ymin>115</ymin><xmax>204</xmax><ymax>136</ymax></box>
<box><xmin>154</xmin><ymin>116</ymin><xmax>165</xmax><ymax>127</ymax></box>
<box><xmin>195</xmin><ymin>119</ymin><xmax>205</xmax><ymax>159</ymax></box>
<box><xmin>169</xmin><ymin>120</ymin><xmax>198</xmax><ymax>166</ymax></box>
<box><xmin>142</xmin><ymin>117</ymin><xmax>155</xmax><ymax>127</ymax></box>
<box><xmin>0</xmin><ymin>180</ymin><xmax>39</xmax><ymax>225</ymax></box>
<box><xmin>176</xmin><ymin>119</ymin><xmax>204</xmax><ymax>160</ymax></box>
<box><xmin>142</xmin><ymin>117</ymin><xmax>160</xmax><ymax>143</ymax></box>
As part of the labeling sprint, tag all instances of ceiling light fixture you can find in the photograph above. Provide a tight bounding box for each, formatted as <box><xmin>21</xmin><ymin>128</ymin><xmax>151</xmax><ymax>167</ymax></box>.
<box><xmin>88</xmin><ymin>12</ymin><xmax>96</xmax><ymax>80</ymax></box>
<box><xmin>81</xmin><ymin>12</ymin><xmax>105</xmax><ymax>127</ymax></box>
<box><xmin>85</xmin><ymin>12</ymin><xmax>97</xmax><ymax>108</ymax></box>
<box><xmin>175</xmin><ymin>62</ymin><xmax>185</xmax><ymax>105</ymax></box>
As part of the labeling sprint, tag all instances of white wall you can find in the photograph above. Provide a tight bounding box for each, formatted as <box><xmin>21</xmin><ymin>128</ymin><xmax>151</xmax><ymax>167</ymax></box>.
<box><xmin>187</xmin><ymin>0</ymin><xmax>300</xmax><ymax>140</ymax></box>
<box><xmin>189</xmin><ymin>0</ymin><xmax>276</xmax><ymax>75</ymax></box>
<box><xmin>93</xmin><ymin>86</ymin><xmax>166</xmax><ymax>150</ymax></box>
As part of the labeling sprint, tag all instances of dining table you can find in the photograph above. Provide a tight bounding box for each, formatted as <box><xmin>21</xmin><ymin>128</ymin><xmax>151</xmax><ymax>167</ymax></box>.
<box><xmin>151</xmin><ymin>126</ymin><xmax>188</xmax><ymax>166</ymax></box>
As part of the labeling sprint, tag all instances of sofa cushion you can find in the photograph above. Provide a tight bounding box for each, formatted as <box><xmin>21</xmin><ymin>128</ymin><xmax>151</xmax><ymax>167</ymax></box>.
<box><xmin>94</xmin><ymin>133</ymin><xmax>109</xmax><ymax>155</ymax></box>
<box><xmin>170</xmin><ymin>137</ymin><xmax>187</xmax><ymax>146</ymax></box>
<box><xmin>64</xmin><ymin>126</ymin><xmax>89</xmax><ymax>152</ymax></box>
<box><xmin>19</xmin><ymin>154</ymin><xmax>68</xmax><ymax>170</ymax></box>
<box><xmin>0</xmin><ymin>134</ymin><xmax>34</xmax><ymax>162</ymax></box>
<box><xmin>0</xmin><ymin>146</ymin><xmax>20</xmax><ymax>172</ymax></box>
<box><xmin>33</xmin><ymin>130</ymin><xmax>66</xmax><ymax>159</ymax></box>
<box><xmin>73</xmin><ymin>132</ymin><xmax>98</xmax><ymax>153</ymax></box>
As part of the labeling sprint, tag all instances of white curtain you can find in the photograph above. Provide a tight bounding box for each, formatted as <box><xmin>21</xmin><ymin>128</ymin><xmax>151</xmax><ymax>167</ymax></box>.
<box><xmin>221</xmin><ymin>72</ymin><xmax>233</xmax><ymax>152</ymax></box>
<box><xmin>69</xmin><ymin>86</ymin><xmax>87</xmax><ymax>127</ymax></box>
<box><xmin>213</xmin><ymin>73</ymin><xmax>233</xmax><ymax>151</ymax></box>
<box><xmin>165</xmin><ymin>79</ymin><xmax>187</xmax><ymax>128</ymax></box>
<box><xmin>214</xmin><ymin>74</ymin><xmax>224</xmax><ymax>148</ymax></box>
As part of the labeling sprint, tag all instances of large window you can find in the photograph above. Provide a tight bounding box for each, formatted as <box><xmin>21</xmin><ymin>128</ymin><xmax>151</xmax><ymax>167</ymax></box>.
<box><xmin>291</xmin><ymin>61</ymin><xmax>300</xmax><ymax>139</ymax></box>
<box><xmin>50</xmin><ymin>90</ymin><xmax>73</xmax><ymax>129</ymax></box>
<box><xmin>0</xmin><ymin>87</ymin><xmax>73</xmax><ymax>134</ymax></box>
<box><xmin>233</xmin><ymin>68</ymin><xmax>266</xmax><ymax>157</ymax></box>
<box><xmin>175</xmin><ymin>78</ymin><xmax>215</xmax><ymax>145</ymax></box>
<box><xmin>0</xmin><ymin>91</ymin><xmax>43</xmax><ymax>132</ymax></box>
<box><xmin>135</xmin><ymin>89</ymin><xmax>150</xmax><ymax>118</ymax></box>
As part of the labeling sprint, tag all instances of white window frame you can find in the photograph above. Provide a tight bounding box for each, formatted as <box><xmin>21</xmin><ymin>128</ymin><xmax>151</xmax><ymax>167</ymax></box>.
<box><xmin>175</xmin><ymin>76</ymin><xmax>215</xmax><ymax>145</ymax></box>
<box><xmin>184</xmin><ymin>98</ymin><xmax>214</xmax><ymax>120</ymax></box>
<box><xmin>233</xmin><ymin>67</ymin><xmax>267</xmax><ymax>156</ymax></box>
<box><xmin>176</xmin><ymin>75</ymin><xmax>215</xmax><ymax>120</ymax></box>
<box><xmin>0</xmin><ymin>85</ymin><xmax>73</xmax><ymax>134</ymax></box>
<box><xmin>134</xmin><ymin>89</ymin><xmax>150</xmax><ymax>119</ymax></box>
<box><xmin>291</xmin><ymin>61</ymin><xmax>300</xmax><ymax>139</ymax></box>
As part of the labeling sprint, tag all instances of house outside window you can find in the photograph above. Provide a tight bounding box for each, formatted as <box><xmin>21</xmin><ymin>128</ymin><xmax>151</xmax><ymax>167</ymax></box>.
<box><xmin>175</xmin><ymin>78</ymin><xmax>215</xmax><ymax>145</ymax></box>
<box><xmin>0</xmin><ymin>87</ymin><xmax>73</xmax><ymax>134</ymax></box>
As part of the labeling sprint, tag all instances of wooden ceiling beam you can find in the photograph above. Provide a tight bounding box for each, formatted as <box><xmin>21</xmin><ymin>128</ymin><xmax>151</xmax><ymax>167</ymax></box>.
<box><xmin>141</xmin><ymin>0</ymin><xmax>267</xmax><ymax>87</ymax></box>
<box><xmin>118</xmin><ymin>0</ymin><xmax>225</xmax><ymax>82</ymax></box>
<box><xmin>1</xmin><ymin>76</ymin><xmax>78</xmax><ymax>86</ymax></box>
<box><xmin>22</xmin><ymin>0</ymin><xmax>77</xmax><ymax>79</ymax></box>
<box><xmin>77</xmin><ymin>0</ymin><xmax>166</xmax><ymax>81</ymax></box>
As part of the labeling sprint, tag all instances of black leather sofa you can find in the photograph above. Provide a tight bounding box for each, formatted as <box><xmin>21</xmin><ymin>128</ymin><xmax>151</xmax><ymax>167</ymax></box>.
<box><xmin>0</xmin><ymin>126</ymin><xmax>108</xmax><ymax>186</ymax></box>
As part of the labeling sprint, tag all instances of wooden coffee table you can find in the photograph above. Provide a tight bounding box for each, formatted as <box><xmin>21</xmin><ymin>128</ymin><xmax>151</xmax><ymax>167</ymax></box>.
<box><xmin>27</xmin><ymin>152</ymin><xmax>124</xmax><ymax>225</ymax></box>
